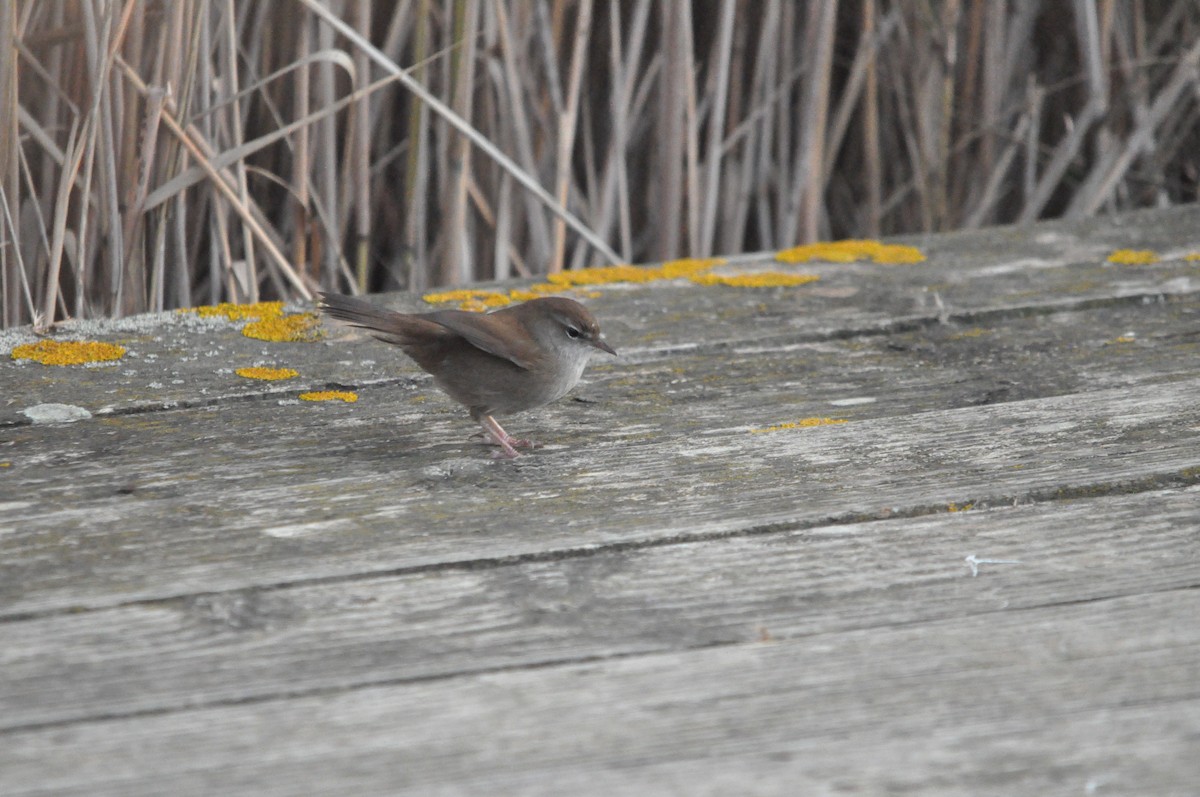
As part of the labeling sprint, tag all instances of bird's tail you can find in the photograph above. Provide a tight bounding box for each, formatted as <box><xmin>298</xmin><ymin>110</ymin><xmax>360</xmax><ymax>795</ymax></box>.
<box><xmin>318</xmin><ymin>292</ymin><xmax>442</xmax><ymax>347</ymax></box>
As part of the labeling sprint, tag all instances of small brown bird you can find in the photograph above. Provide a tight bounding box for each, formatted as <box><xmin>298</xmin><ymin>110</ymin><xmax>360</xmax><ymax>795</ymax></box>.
<box><xmin>319</xmin><ymin>292</ymin><xmax>616</xmax><ymax>458</ymax></box>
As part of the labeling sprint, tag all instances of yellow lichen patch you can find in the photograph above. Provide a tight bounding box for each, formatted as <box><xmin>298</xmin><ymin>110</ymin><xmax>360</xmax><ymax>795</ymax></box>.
<box><xmin>690</xmin><ymin>271</ymin><xmax>820</xmax><ymax>288</ymax></box>
<box><xmin>776</xmin><ymin>239</ymin><xmax>925</xmax><ymax>264</ymax></box>
<box><xmin>1185</xmin><ymin>252</ymin><xmax>1200</xmax><ymax>261</ymax></box>
<box><xmin>423</xmin><ymin>288</ymin><xmax>512</xmax><ymax>309</ymax></box>
<box><xmin>505</xmin><ymin>289</ymin><xmax>542</xmax><ymax>303</ymax></box>
<box><xmin>11</xmin><ymin>339</ymin><xmax>126</xmax><ymax>366</ymax></box>
<box><xmin>546</xmin><ymin>265</ymin><xmax>638</xmax><ymax>286</ymax></box>
<box><xmin>948</xmin><ymin>327</ymin><xmax>989</xmax><ymax>340</ymax></box>
<box><xmin>300</xmin><ymin>390</ymin><xmax>358</xmax><ymax>403</ymax></box>
<box><xmin>0</xmin><ymin>461</ymin><xmax>12</xmax><ymax>467</ymax></box>
<box><xmin>236</xmin><ymin>366</ymin><xmax>299</xmax><ymax>381</ymax></box>
<box><xmin>243</xmin><ymin>312</ymin><xmax>324</xmax><ymax>342</ymax></box>
<box><xmin>507</xmin><ymin>287</ymin><xmax>561</xmax><ymax>302</ymax></box>
<box><xmin>423</xmin><ymin>258</ymin><xmax>731</xmax><ymax>310</ymax></box>
<box><xmin>1105</xmin><ymin>335</ymin><xmax>1137</xmax><ymax>345</ymax></box>
<box><xmin>189</xmin><ymin>301</ymin><xmax>284</xmax><ymax>321</ymax></box>
<box><xmin>1106</xmin><ymin>248</ymin><xmax>1158</xmax><ymax>265</ymax></box>
<box><xmin>545</xmin><ymin>256</ymin><xmax>726</xmax><ymax>287</ymax></box>
<box><xmin>947</xmin><ymin>502</ymin><xmax>975</xmax><ymax>512</ymax></box>
<box><xmin>750</xmin><ymin>417</ymin><xmax>848</xmax><ymax>434</ymax></box>
<box><xmin>416</xmin><ymin>255</ymin><xmax>836</xmax><ymax>309</ymax></box>
<box><xmin>658</xmin><ymin>257</ymin><xmax>729</xmax><ymax>277</ymax></box>
<box><xmin>877</xmin><ymin>244</ymin><xmax>926</xmax><ymax>264</ymax></box>
<box><xmin>481</xmin><ymin>292</ymin><xmax>518</xmax><ymax>306</ymax></box>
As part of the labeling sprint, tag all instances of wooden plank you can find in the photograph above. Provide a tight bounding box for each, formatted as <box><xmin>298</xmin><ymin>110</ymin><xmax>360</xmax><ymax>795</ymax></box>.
<box><xmin>2</xmin><ymin>588</ymin><xmax>1197</xmax><ymax>795</ymax></box>
<box><xmin>3</xmin><ymin>205</ymin><xmax>1197</xmax><ymax>426</ymax></box>
<box><xmin>8</xmin><ymin>289</ymin><xmax>1197</xmax><ymax>452</ymax></box>
<box><xmin>0</xmin><ymin>484</ymin><xmax>1195</xmax><ymax>731</ymax></box>
<box><xmin>0</xmin><ymin>204</ymin><xmax>1197</xmax><ymax>796</ymax></box>
<box><xmin>2</xmin><ymin>366</ymin><xmax>1198</xmax><ymax>617</ymax></box>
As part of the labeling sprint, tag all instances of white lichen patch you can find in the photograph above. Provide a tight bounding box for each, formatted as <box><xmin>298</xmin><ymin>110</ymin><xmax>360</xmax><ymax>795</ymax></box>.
<box><xmin>22</xmin><ymin>403</ymin><xmax>93</xmax><ymax>424</ymax></box>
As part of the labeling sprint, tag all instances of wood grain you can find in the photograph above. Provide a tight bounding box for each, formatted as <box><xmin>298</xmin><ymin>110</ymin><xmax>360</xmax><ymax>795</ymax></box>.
<box><xmin>2</xmin><ymin>373</ymin><xmax>1197</xmax><ymax>617</ymax></box>
<box><xmin>2</xmin><ymin>589</ymin><xmax>1197</xmax><ymax>795</ymax></box>
<box><xmin>1</xmin><ymin>485</ymin><xmax>1196</xmax><ymax>733</ymax></box>
<box><xmin>1</xmin><ymin>205</ymin><xmax>1199</xmax><ymax>794</ymax></box>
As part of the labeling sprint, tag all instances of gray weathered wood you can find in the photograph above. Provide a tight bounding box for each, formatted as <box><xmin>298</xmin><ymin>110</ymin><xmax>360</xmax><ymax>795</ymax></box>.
<box><xmin>3</xmin><ymin>204</ymin><xmax>1198</xmax><ymax>426</ymax></box>
<box><xmin>1</xmin><ymin>485</ymin><xmax>1196</xmax><ymax>732</ymax></box>
<box><xmin>3</xmin><ymin>292</ymin><xmax>1198</xmax><ymax>619</ymax></box>
<box><xmin>2</xmin><ymin>589</ymin><xmax>1198</xmax><ymax>795</ymax></box>
<box><xmin>2</xmin><ymin>372</ymin><xmax>1197</xmax><ymax>617</ymax></box>
<box><xmin>1</xmin><ymin>204</ymin><xmax>1199</xmax><ymax>794</ymax></box>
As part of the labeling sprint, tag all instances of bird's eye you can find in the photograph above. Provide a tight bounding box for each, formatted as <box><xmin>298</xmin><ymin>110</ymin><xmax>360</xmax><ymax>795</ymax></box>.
<box><xmin>565</xmin><ymin>326</ymin><xmax>581</xmax><ymax>339</ymax></box>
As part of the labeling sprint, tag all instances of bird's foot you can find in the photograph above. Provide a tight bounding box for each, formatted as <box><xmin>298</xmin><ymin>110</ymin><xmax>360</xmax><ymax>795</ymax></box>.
<box><xmin>478</xmin><ymin>415</ymin><xmax>539</xmax><ymax>459</ymax></box>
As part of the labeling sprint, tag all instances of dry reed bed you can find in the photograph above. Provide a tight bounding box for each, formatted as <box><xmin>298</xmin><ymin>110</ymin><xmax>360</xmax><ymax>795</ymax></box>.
<box><xmin>1</xmin><ymin>1</ymin><xmax>1197</xmax><ymax>329</ymax></box>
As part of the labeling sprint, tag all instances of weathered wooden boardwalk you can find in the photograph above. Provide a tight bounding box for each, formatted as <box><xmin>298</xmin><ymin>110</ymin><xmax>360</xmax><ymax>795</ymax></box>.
<box><xmin>2</xmin><ymin>205</ymin><xmax>1199</xmax><ymax>795</ymax></box>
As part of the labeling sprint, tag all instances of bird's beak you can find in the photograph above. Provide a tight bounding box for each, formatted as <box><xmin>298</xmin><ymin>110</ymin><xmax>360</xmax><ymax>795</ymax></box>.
<box><xmin>592</xmin><ymin>337</ymin><xmax>617</xmax><ymax>356</ymax></box>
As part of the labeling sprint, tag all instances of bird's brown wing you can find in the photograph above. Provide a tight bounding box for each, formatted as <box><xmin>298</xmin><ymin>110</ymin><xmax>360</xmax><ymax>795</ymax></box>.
<box><xmin>321</xmin><ymin>292</ymin><xmax>540</xmax><ymax>372</ymax></box>
<box><xmin>424</xmin><ymin>309</ymin><xmax>540</xmax><ymax>370</ymax></box>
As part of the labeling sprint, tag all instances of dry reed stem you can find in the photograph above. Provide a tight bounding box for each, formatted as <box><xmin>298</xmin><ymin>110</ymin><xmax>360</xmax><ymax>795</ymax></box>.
<box><xmin>351</xmin><ymin>0</ymin><xmax>372</xmax><ymax>293</ymax></box>
<box><xmin>550</xmin><ymin>0</ymin><xmax>592</xmax><ymax>274</ymax></box>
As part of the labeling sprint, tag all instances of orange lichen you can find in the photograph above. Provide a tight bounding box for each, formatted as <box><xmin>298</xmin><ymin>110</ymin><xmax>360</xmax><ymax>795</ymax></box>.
<box><xmin>189</xmin><ymin>301</ymin><xmax>284</xmax><ymax>321</ymax></box>
<box><xmin>1106</xmin><ymin>249</ymin><xmax>1158</xmax><ymax>265</ymax></box>
<box><xmin>690</xmin><ymin>271</ymin><xmax>820</xmax><ymax>288</ymax></box>
<box><xmin>11</xmin><ymin>340</ymin><xmax>126</xmax><ymax>366</ymax></box>
<box><xmin>300</xmin><ymin>390</ymin><xmax>358</xmax><ymax>402</ymax></box>
<box><xmin>750</xmin><ymin>417</ymin><xmax>848</xmax><ymax>434</ymax></box>
<box><xmin>243</xmin><ymin>312</ymin><xmax>324</xmax><ymax>342</ymax></box>
<box><xmin>776</xmin><ymin>239</ymin><xmax>925</xmax><ymax>264</ymax></box>
<box><xmin>236</xmin><ymin>366</ymin><xmax>299</xmax><ymax>381</ymax></box>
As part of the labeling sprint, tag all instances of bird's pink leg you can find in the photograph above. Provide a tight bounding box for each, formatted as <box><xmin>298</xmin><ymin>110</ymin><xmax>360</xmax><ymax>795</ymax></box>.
<box><xmin>479</xmin><ymin>415</ymin><xmax>541</xmax><ymax>459</ymax></box>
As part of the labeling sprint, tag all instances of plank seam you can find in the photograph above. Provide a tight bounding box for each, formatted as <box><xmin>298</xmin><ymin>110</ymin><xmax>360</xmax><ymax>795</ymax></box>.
<box><xmin>4</xmin><ymin>585</ymin><xmax>1198</xmax><ymax>737</ymax></box>
<box><xmin>3</xmin><ymin>469</ymin><xmax>1197</xmax><ymax>625</ymax></box>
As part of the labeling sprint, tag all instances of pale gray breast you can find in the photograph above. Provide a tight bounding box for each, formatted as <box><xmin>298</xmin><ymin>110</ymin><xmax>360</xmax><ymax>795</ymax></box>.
<box><xmin>495</xmin><ymin>342</ymin><xmax>593</xmax><ymax>415</ymax></box>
